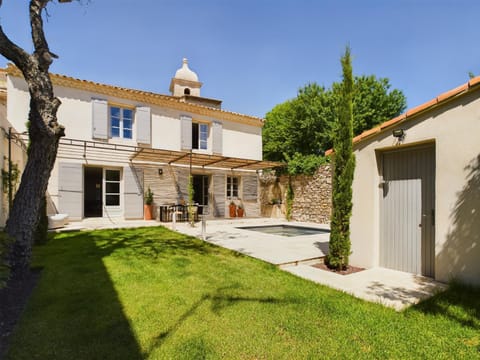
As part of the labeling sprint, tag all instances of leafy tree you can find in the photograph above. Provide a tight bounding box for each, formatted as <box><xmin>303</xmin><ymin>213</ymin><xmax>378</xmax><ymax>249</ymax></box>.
<box><xmin>263</xmin><ymin>72</ymin><xmax>406</xmax><ymax>174</ymax></box>
<box><xmin>326</xmin><ymin>47</ymin><xmax>355</xmax><ymax>270</ymax></box>
<box><xmin>349</xmin><ymin>75</ymin><xmax>406</xmax><ymax>135</ymax></box>
<box><xmin>0</xmin><ymin>0</ymin><xmax>72</xmax><ymax>275</ymax></box>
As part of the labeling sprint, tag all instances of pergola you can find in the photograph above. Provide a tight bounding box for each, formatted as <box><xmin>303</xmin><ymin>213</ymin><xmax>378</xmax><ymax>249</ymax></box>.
<box><xmin>45</xmin><ymin>136</ymin><xmax>284</xmax><ymax>171</ymax></box>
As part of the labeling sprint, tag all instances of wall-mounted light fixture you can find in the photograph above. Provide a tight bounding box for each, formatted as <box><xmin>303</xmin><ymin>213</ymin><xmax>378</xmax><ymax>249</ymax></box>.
<box><xmin>392</xmin><ymin>129</ymin><xmax>405</xmax><ymax>139</ymax></box>
<box><xmin>158</xmin><ymin>168</ymin><xmax>163</xmax><ymax>176</ymax></box>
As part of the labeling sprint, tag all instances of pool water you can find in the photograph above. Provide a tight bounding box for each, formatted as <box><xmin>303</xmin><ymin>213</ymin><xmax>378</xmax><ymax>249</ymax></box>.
<box><xmin>238</xmin><ymin>225</ymin><xmax>330</xmax><ymax>237</ymax></box>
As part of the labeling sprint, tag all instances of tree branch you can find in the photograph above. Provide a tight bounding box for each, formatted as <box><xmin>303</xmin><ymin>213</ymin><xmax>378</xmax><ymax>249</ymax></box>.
<box><xmin>0</xmin><ymin>25</ymin><xmax>31</xmax><ymax>68</ymax></box>
<box><xmin>30</xmin><ymin>0</ymin><xmax>55</xmax><ymax>69</ymax></box>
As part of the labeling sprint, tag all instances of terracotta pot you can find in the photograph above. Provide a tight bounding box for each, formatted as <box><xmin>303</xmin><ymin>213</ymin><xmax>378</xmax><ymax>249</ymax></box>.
<box><xmin>237</xmin><ymin>207</ymin><xmax>244</xmax><ymax>217</ymax></box>
<box><xmin>229</xmin><ymin>204</ymin><xmax>237</xmax><ymax>218</ymax></box>
<box><xmin>144</xmin><ymin>204</ymin><xmax>154</xmax><ymax>220</ymax></box>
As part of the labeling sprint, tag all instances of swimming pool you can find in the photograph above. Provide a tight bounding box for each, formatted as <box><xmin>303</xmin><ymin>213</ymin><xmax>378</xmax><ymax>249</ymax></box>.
<box><xmin>238</xmin><ymin>225</ymin><xmax>330</xmax><ymax>237</ymax></box>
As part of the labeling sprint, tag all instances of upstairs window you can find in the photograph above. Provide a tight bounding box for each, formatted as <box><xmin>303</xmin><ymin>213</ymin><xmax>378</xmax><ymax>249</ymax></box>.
<box><xmin>227</xmin><ymin>176</ymin><xmax>239</xmax><ymax>198</ymax></box>
<box><xmin>110</xmin><ymin>106</ymin><xmax>133</xmax><ymax>139</ymax></box>
<box><xmin>192</xmin><ymin>122</ymin><xmax>208</xmax><ymax>150</ymax></box>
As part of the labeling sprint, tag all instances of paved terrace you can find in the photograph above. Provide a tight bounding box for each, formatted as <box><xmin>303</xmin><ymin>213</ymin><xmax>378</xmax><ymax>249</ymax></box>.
<box><xmin>59</xmin><ymin>217</ymin><xmax>446</xmax><ymax>310</ymax></box>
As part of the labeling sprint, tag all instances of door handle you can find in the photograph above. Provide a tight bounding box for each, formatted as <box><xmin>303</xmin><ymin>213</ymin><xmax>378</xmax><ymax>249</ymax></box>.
<box><xmin>419</xmin><ymin>214</ymin><xmax>427</xmax><ymax>227</ymax></box>
<box><xmin>431</xmin><ymin>209</ymin><xmax>435</xmax><ymax>226</ymax></box>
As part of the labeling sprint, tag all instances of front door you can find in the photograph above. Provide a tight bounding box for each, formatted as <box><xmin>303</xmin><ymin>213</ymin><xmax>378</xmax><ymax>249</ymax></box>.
<box><xmin>380</xmin><ymin>144</ymin><xmax>435</xmax><ymax>277</ymax></box>
<box><xmin>193</xmin><ymin>175</ymin><xmax>209</xmax><ymax>214</ymax></box>
<box><xmin>84</xmin><ymin>167</ymin><xmax>103</xmax><ymax>217</ymax></box>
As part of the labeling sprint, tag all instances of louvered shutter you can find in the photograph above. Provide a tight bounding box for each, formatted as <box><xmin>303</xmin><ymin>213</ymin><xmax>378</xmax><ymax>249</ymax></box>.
<box><xmin>92</xmin><ymin>98</ymin><xmax>108</xmax><ymax>139</ymax></box>
<box><xmin>136</xmin><ymin>106</ymin><xmax>151</xmax><ymax>144</ymax></box>
<box><xmin>124</xmin><ymin>165</ymin><xmax>144</xmax><ymax>219</ymax></box>
<box><xmin>213</xmin><ymin>174</ymin><xmax>226</xmax><ymax>217</ymax></box>
<box><xmin>180</xmin><ymin>115</ymin><xmax>192</xmax><ymax>150</ymax></box>
<box><xmin>212</xmin><ymin>121</ymin><xmax>223</xmax><ymax>155</ymax></box>
<box><xmin>58</xmin><ymin>162</ymin><xmax>83</xmax><ymax>220</ymax></box>
<box><xmin>242</xmin><ymin>174</ymin><xmax>258</xmax><ymax>201</ymax></box>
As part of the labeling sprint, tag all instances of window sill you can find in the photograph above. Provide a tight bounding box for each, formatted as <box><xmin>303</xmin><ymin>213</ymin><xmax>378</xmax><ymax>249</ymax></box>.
<box><xmin>108</xmin><ymin>137</ymin><xmax>136</xmax><ymax>146</ymax></box>
<box><xmin>192</xmin><ymin>149</ymin><xmax>210</xmax><ymax>155</ymax></box>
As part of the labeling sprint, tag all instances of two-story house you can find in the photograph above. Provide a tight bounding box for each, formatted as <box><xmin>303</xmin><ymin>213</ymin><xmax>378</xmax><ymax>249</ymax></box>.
<box><xmin>4</xmin><ymin>59</ymin><xmax>279</xmax><ymax>221</ymax></box>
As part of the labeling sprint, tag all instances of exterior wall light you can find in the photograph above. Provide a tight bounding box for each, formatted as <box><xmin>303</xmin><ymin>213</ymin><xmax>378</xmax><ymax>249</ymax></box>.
<box><xmin>392</xmin><ymin>129</ymin><xmax>405</xmax><ymax>138</ymax></box>
<box><xmin>158</xmin><ymin>168</ymin><xmax>163</xmax><ymax>176</ymax></box>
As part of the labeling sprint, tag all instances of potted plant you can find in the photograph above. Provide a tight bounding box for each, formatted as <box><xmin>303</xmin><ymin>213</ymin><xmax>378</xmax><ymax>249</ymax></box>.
<box><xmin>229</xmin><ymin>201</ymin><xmax>237</xmax><ymax>218</ymax></box>
<box><xmin>144</xmin><ymin>187</ymin><xmax>154</xmax><ymax>220</ymax></box>
<box><xmin>237</xmin><ymin>204</ymin><xmax>244</xmax><ymax>217</ymax></box>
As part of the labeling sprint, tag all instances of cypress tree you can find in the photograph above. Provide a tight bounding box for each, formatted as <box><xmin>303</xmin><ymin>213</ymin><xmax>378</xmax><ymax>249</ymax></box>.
<box><xmin>326</xmin><ymin>47</ymin><xmax>356</xmax><ymax>270</ymax></box>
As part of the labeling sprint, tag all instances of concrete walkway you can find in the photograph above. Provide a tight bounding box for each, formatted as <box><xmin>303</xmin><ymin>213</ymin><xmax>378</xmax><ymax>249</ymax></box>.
<box><xmin>57</xmin><ymin>217</ymin><xmax>447</xmax><ymax>310</ymax></box>
<box><xmin>284</xmin><ymin>265</ymin><xmax>446</xmax><ymax>311</ymax></box>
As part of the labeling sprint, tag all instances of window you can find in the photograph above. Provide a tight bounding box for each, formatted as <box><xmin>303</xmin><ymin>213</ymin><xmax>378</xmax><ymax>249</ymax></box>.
<box><xmin>227</xmin><ymin>176</ymin><xmax>239</xmax><ymax>198</ymax></box>
<box><xmin>192</xmin><ymin>122</ymin><xmax>208</xmax><ymax>150</ymax></box>
<box><xmin>105</xmin><ymin>169</ymin><xmax>120</xmax><ymax>206</ymax></box>
<box><xmin>110</xmin><ymin>106</ymin><xmax>133</xmax><ymax>139</ymax></box>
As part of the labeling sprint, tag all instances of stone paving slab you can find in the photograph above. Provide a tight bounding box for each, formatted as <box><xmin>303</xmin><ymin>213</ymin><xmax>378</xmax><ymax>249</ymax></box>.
<box><xmin>284</xmin><ymin>265</ymin><xmax>447</xmax><ymax>311</ymax></box>
<box><xmin>174</xmin><ymin>218</ymin><xmax>330</xmax><ymax>265</ymax></box>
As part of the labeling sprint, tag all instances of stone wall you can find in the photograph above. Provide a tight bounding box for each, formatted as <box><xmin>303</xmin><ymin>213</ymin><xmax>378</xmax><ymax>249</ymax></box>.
<box><xmin>260</xmin><ymin>164</ymin><xmax>332</xmax><ymax>224</ymax></box>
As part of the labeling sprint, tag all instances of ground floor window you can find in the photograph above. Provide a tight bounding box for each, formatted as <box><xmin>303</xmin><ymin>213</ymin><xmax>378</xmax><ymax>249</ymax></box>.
<box><xmin>105</xmin><ymin>169</ymin><xmax>121</xmax><ymax>206</ymax></box>
<box><xmin>227</xmin><ymin>176</ymin><xmax>239</xmax><ymax>198</ymax></box>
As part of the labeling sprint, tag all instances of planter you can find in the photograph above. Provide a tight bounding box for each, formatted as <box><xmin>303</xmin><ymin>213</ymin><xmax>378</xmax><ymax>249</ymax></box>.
<box><xmin>144</xmin><ymin>204</ymin><xmax>154</xmax><ymax>220</ymax></box>
<box><xmin>229</xmin><ymin>204</ymin><xmax>237</xmax><ymax>218</ymax></box>
<box><xmin>237</xmin><ymin>207</ymin><xmax>244</xmax><ymax>217</ymax></box>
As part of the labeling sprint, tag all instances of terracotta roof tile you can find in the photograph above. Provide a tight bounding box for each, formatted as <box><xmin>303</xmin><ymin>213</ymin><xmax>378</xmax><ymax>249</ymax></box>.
<box><xmin>379</xmin><ymin>114</ymin><xmax>406</xmax><ymax>130</ymax></box>
<box><xmin>405</xmin><ymin>98</ymin><xmax>438</xmax><ymax>118</ymax></box>
<box><xmin>326</xmin><ymin>75</ymin><xmax>480</xmax><ymax>155</ymax></box>
<box><xmin>436</xmin><ymin>83</ymin><xmax>468</xmax><ymax>103</ymax></box>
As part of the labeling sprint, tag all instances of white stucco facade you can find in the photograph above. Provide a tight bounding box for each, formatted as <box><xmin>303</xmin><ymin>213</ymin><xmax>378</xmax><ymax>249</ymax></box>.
<box><xmin>4</xmin><ymin>60</ymin><xmax>266</xmax><ymax>222</ymax></box>
<box><xmin>350</xmin><ymin>85</ymin><xmax>480</xmax><ymax>285</ymax></box>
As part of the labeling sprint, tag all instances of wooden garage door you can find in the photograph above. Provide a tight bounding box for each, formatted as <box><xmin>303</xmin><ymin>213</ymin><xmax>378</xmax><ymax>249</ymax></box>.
<box><xmin>380</xmin><ymin>145</ymin><xmax>435</xmax><ymax>277</ymax></box>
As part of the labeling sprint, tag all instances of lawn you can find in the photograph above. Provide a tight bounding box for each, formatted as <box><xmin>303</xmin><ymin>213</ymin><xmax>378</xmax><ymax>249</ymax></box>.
<box><xmin>5</xmin><ymin>227</ymin><xmax>480</xmax><ymax>359</ymax></box>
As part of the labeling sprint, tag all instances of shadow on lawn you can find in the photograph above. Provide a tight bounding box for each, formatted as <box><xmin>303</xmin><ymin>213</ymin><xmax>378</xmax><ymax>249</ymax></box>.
<box><xmin>143</xmin><ymin>284</ymin><xmax>291</xmax><ymax>357</ymax></box>
<box><xmin>8</xmin><ymin>227</ymin><xmax>214</xmax><ymax>359</ymax></box>
<box><xmin>412</xmin><ymin>282</ymin><xmax>480</xmax><ymax>330</ymax></box>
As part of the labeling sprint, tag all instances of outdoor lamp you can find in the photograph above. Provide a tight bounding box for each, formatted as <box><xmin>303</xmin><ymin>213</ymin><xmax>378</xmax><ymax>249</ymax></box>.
<box><xmin>392</xmin><ymin>129</ymin><xmax>405</xmax><ymax>138</ymax></box>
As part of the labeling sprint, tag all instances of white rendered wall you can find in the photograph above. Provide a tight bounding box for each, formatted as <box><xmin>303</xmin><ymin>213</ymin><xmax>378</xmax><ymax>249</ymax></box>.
<box><xmin>350</xmin><ymin>90</ymin><xmax>480</xmax><ymax>285</ymax></box>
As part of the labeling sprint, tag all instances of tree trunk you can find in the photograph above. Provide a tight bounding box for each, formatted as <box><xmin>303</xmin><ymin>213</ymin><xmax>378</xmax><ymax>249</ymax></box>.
<box><xmin>0</xmin><ymin>1</ymin><xmax>68</xmax><ymax>276</ymax></box>
<box><xmin>5</xmin><ymin>97</ymin><xmax>61</xmax><ymax>273</ymax></box>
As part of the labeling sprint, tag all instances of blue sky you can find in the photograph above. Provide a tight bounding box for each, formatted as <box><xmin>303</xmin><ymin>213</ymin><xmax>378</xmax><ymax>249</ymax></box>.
<box><xmin>0</xmin><ymin>0</ymin><xmax>479</xmax><ymax>118</ymax></box>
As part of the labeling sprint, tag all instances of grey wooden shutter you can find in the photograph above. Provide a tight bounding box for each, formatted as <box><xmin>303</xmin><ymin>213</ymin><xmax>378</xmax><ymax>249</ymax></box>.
<box><xmin>180</xmin><ymin>115</ymin><xmax>192</xmax><ymax>150</ymax></box>
<box><xmin>58</xmin><ymin>162</ymin><xmax>83</xmax><ymax>220</ymax></box>
<box><xmin>212</xmin><ymin>121</ymin><xmax>223</xmax><ymax>155</ymax></box>
<box><xmin>213</xmin><ymin>174</ymin><xmax>226</xmax><ymax>217</ymax></box>
<box><xmin>136</xmin><ymin>106</ymin><xmax>151</xmax><ymax>144</ymax></box>
<box><xmin>124</xmin><ymin>165</ymin><xmax>144</xmax><ymax>219</ymax></box>
<box><xmin>242</xmin><ymin>174</ymin><xmax>258</xmax><ymax>201</ymax></box>
<box><xmin>92</xmin><ymin>98</ymin><xmax>108</xmax><ymax>139</ymax></box>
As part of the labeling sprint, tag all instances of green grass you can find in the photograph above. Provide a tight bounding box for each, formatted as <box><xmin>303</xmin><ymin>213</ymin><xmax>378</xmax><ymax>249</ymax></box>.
<box><xmin>6</xmin><ymin>227</ymin><xmax>480</xmax><ymax>359</ymax></box>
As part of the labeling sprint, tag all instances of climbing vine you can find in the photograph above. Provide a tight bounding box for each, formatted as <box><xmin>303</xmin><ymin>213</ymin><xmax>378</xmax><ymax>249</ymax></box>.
<box><xmin>1</xmin><ymin>159</ymin><xmax>20</xmax><ymax>194</ymax></box>
<box><xmin>285</xmin><ymin>178</ymin><xmax>294</xmax><ymax>221</ymax></box>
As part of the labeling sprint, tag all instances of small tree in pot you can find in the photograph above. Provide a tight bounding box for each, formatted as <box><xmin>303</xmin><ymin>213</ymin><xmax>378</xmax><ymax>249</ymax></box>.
<box><xmin>144</xmin><ymin>187</ymin><xmax>154</xmax><ymax>220</ymax></box>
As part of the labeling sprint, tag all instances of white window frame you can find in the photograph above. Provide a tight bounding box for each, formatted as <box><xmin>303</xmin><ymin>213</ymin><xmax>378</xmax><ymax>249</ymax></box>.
<box><xmin>226</xmin><ymin>176</ymin><xmax>240</xmax><ymax>199</ymax></box>
<box><xmin>104</xmin><ymin>168</ymin><xmax>121</xmax><ymax>209</ymax></box>
<box><xmin>110</xmin><ymin>106</ymin><xmax>134</xmax><ymax>140</ymax></box>
<box><xmin>192</xmin><ymin>122</ymin><xmax>209</xmax><ymax>151</ymax></box>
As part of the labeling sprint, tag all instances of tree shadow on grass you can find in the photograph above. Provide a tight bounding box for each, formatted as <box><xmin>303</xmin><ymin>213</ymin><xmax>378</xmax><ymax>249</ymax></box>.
<box><xmin>143</xmin><ymin>284</ymin><xmax>294</xmax><ymax>357</ymax></box>
<box><xmin>6</xmin><ymin>227</ymin><xmax>216</xmax><ymax>359</ymax></box>
<box><xmin>412</xmin><ymin>281</ymin><xmax>480</xmax><ymax>330</ymax></box>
